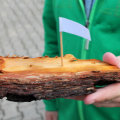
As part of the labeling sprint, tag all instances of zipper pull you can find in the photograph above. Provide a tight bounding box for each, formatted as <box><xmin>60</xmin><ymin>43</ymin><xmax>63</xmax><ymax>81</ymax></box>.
<box><xmin>85</xmin><ymin>20</ymin><xmax>90</xmax><ymax>50</ymax></box>
<box><xmin>85</xmin><ymin>20</ymin><xmax>89</xmax><ymax>28</ymax></box>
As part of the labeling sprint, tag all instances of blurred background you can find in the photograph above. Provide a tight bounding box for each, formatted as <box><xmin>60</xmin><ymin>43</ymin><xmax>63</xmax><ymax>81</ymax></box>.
<box><xmin>0</xmin><ymin>0</ymin><xmax>45</xmax><ymax>120</ymax></box>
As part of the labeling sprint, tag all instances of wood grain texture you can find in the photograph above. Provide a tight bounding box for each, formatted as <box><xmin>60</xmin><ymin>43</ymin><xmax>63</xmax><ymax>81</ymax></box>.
<box><xmin>0</xmin><ymin>54</ymin><xmax>120</xmax><ymax>102</ymax></box>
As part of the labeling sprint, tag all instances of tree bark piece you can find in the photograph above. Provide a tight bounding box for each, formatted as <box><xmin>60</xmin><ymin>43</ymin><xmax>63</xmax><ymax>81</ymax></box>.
<box><xmin>0</xmin><ymin>54</ymin><xmax>120</xmax><ymax>102</ymax></box>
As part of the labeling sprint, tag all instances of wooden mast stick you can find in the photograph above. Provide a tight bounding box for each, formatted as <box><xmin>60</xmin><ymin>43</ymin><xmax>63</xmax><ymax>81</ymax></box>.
<box><xmin>60</xmin><ymin>32</ymin><xmax>63</xmax><ymax>66</ymax></box>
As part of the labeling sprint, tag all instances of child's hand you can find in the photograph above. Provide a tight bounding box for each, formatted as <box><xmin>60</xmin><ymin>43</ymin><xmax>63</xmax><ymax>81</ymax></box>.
<box><xmin>66</xmin><ymin>52</ymin><xmax>120</xmax><ymax>107</ymax></box>
<box><xmin>45</xmin><ymin>111</ymin><xmax>58</xmax><ymax>120</ymax></box>
<box><xmin>84</xmin><ymin>52</ymin><xmax>120</xmax><ymax>107</ymax></box>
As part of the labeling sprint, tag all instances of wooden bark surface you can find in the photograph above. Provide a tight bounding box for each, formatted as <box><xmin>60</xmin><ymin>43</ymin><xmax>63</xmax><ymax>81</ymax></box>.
<box><xmin>0</xmin><ymin>54</ymin><xmax>120</xmax><ymax>102</ymax></box>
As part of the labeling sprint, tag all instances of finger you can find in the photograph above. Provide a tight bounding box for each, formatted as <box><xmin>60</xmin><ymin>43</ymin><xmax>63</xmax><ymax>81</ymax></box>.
<box><xmin>46</xmin><ymin>114</ymin><xmax>52</xmax><ymax>120</ymax></box>
<box><xmin>46</xmin><ymin>111</ymin><xmax>58</xmax><ymax>120</ymax></box>
<box><xmin>93</xmin><ymin>102</ymin><xmax>120</xmax><ymax>108</ymax></box>
<box><xmin>53</xmin><ymin>117</ymin><xmax>58</xmax><ymax>120</ymax></box>
<box><xmin>111</xmin><ymin>96</ymin><xmax>120</xmax><ymax>102</ymax></box>
<box><xmin>103</xmin><ymin>52</ymin><xmax>118</xmax><ymax>66</ymax></box>
<box><xmin>95</xmin><ymin>96</ymin><xmax>120</xmax><ymax>103</ymax></box>
<box><xmin>53</xmin><ymin>113</ymin><xmax>58</xmax><ymax>120</ymax></box>
<box><xmin>84</xmin><ymin>83</ymin><xmax>120</xmax><ymax>104</ymax></box>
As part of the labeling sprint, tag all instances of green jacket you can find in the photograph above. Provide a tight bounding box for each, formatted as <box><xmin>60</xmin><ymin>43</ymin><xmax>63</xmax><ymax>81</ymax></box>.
<box><xmin>43</xmin><ymin>0</ymin><xmax>120</xmax><ymax>120</ymax></box>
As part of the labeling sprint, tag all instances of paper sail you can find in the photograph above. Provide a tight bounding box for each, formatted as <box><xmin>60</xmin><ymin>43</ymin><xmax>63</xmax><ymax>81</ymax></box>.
<box><xmin>59</xmin><ymin>17</ymin><xmax>91</xmax><ymax>41</ymax></box>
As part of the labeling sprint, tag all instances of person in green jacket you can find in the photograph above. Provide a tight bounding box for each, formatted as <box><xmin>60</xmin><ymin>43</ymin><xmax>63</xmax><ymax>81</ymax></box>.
<box><xmin>43</xmin><ymin>0</ymin><xmax>120</xmax><ymax>120</ymax></box>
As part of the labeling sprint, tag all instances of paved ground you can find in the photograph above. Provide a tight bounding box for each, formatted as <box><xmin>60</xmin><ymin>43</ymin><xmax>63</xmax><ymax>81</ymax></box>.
<box><xmin>0</xmin><ymin>0</ymin><xmax>45</xmax><ymax>120</ymax></box>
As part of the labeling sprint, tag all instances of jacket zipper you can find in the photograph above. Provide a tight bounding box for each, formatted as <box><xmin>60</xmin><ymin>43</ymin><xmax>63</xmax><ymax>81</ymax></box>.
<box><xmin>77</xmin><ymin>0</ymin><xmax>98</xmax><ymax>120</ymax></box>
<box><xmin>79</xmin><ymin>0</ymin><xmax>98</xmax><ymax>59</ymax></box>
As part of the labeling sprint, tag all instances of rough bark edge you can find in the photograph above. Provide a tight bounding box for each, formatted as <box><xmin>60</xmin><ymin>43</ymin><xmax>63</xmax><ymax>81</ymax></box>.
<box><xmin>0</xmin><ymin>70</ymin><xmax>120</xmax><ymax>102</ymax></box>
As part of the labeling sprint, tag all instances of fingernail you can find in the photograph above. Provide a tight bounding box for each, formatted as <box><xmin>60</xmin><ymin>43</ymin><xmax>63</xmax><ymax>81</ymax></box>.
<box><xmin>116</xmin><ymin>57</ymin><xmax>120</xmax><ymax>68</ymax></box>
<box><xmin>117</xmin><ymin>62</ymin><xmax>120</xmax><ymax>68</ymax></box>
<box><xmin>116</xmin><ymin>56</ymin><xmax>120</xmax><ymax>61</ymax></box>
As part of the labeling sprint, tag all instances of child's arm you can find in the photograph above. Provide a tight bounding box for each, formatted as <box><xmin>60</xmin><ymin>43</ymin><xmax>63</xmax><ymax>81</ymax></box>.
<box><xmin>68</xmin><ymin>53</ymin><xmax>120</xmax><ymax>108</ymax></box>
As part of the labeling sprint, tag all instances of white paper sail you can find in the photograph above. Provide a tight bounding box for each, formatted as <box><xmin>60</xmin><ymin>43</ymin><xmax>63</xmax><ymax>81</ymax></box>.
<box><xmin>59</xmin><ymin>17</ymin><xmax>91</xmax><ymax>41</ymax></box>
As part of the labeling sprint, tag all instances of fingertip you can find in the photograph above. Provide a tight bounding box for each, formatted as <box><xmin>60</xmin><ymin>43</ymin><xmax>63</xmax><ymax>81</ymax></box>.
<box><xmin>84</xmin><ymin>89</ymin><xmax>103</xmax><ymax>105</ymax></box>
<box><xmin>84</xmin><ymin>94</ymin><xmax>96</xmax><ymax>105</ymax></box>
<box><xmin>103</xmin><ymin>52</ymin><xmax>118</xmax><ymax>66</ymax></box>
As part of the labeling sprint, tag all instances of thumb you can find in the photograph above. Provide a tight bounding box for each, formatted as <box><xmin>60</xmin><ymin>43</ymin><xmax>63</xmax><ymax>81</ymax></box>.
<box><xmin>103</xmin><ymin>52</ymin><xmax>120</xmax><ymax>68</ymax></box>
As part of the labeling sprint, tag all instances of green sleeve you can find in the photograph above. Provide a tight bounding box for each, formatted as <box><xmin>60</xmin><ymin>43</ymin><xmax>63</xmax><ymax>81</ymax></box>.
<box><xmin>43</xmin><ymin>99</ymin><xmax>58</xmax><ymax>111</ymax></box>
<box><xmin>42</xmin><ymin>0</ymin><xmax>59</xmax><ymax>57</ymax></box>
<box><xmin>42</xmin><ymin>0</ymin><xmax>58</xmax><ymax>111</ymax></box>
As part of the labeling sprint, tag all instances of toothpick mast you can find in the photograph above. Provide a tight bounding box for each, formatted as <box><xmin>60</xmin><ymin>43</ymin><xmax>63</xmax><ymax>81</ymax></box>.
<box><xmin>60</xmin><ymin>32</ymin><xmax>63</xmax><ymax>66</ymax></box>
<box><xmin>59</xmin><ymin>17</ymin><xmax>91</xmax><ymax>67</ymax></box>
